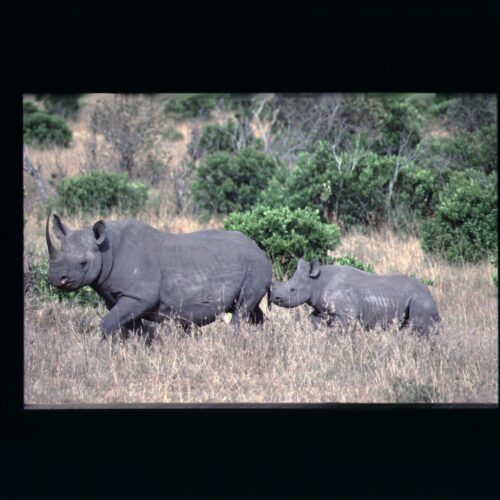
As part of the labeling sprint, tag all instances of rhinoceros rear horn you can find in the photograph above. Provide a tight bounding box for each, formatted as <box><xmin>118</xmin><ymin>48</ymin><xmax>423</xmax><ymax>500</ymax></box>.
<box><xmin>46</xmin><ymin>211</ymin><xmax>59</xmax><ymax>261</ymax></box>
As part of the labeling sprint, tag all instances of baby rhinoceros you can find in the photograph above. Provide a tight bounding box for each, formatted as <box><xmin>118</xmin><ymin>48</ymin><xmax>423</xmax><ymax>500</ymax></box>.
<box><xmin>45</xmin><ymin>213</ymin><xmax>272</xmax><ymax>336</ymax></box>
<box><xmin>270</xmin><ymin>259</ymin><xmax>440</xmax><ymax>335</ymax></box>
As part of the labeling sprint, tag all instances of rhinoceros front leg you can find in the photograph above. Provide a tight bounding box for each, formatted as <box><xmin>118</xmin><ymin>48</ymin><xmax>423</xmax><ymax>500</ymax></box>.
<box><xmin>308</xmin><ymin>310</ymin><xmax>324</xmax><ymax>330</ymax></box>
<box><xmin>100</xmin><ymin>296</ymin><xmax>153</xmax><ymax>337</ymax></box>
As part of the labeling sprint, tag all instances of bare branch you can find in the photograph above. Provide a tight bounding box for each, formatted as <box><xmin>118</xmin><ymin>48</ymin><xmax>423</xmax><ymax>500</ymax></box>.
<box><xmin>23</xmin><ymin>145</ymin><xmax>53</xmax><ymax>204</ymax></box>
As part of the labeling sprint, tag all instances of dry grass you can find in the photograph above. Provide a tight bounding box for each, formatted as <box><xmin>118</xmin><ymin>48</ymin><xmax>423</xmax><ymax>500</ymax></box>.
<box><xmin>24</xmin><ymin>215</ymin><xmax>498</xmax><ymax>405</ymax></box>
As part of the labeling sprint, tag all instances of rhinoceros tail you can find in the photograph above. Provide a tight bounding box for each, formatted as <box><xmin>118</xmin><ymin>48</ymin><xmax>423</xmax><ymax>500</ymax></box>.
<box><xmin>267</xmin><ymin>287</ymin><xmax>272</xmax><ymax>311</ymax></box>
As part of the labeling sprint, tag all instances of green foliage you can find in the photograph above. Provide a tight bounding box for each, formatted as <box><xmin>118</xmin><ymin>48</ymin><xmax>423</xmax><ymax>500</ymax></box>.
<box><xmin>421</xmin><ymin>170</ymin><xmax>497</xmax><ymax>263</ymax></box>
<box><xmin>198</xmin><ymin>120</ymin><xmax>238</xmax><ymax>154</ymax></box>
<box><xmin>258</xmin><ymin>166</ymin><xmax>293</xmax><ymax>208</ymax></box>
<box><xmin>224</xmin><ymin>205</ymin><xmax>341</xmax><ymax>277</ymax></box>
<box><xmin>23</xmin><ymin>111</ymin><xmax>72</xmax><ymax>148</ymax></box>
<box><xmin>396</xmin><ymin>167</ymin><xmax>451</xmax><ymax>219</ymax></box>
<box><xmin>392</xmin><ymin>377</ymin><xmax>441</xmax><ymax>403</ymax></box>
<box><xmin>25</xmin><ymin>259</ymin><xmax>101</xmax><ymax>307</ymax></box>
<box><xmin>332</xmin><ymin>255</ymin><xmax>374</xmax><ymax>273</ymax></box>
<box><xmin>23</xmin><ymin>101</ymin><xmax>40</xmax><ymax>115</ymax></box>
<box><xmin>36</xmin><ymin>94</ymin><xmax>82</xmax><ymax>119</ymax></box>
<box><xmin>443</xmin><ymin>126</ymin><xmax>497</xmax><ymax>175</ymax></box>
<box><xmin>191</xmin><ymin>120</ymin><xmax>263</xmax><ymax>161</ymax></box>
<box><xmin>192</xmin><ymin>147</ymin><xmax>279</xmax><ymax>214</ymax></box>
<box><xmin>444</xmin><ymin>94</ymin><xmax>497</xmax><ymax>133</ymax></box>
<box><xmin>377</xmin><ymin>98</ymin><xmax>423</xmax><ymax>154</ymax></box>
<box><xmin>53</xmin><ymin>170</ymin><xmax>148</xmax><ymax>216</ymax></box>
<box><xmin>260</xmin><ymin>142</ymin><xmax>407</xmax><ymax>228</ymax></box>
<box><xmin>164</xmin><ymin>94</ymin><xmax>218</xmax><ymax>120</ymax></box>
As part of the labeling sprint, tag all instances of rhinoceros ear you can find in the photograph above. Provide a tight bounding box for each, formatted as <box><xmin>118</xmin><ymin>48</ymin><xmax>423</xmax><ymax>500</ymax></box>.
<box><xmin>93</xmin><ymin>220</ymin><xmax>107</xmax><ymax>245</ymax></box>
<box><xmin>52</xmin><ymin>214</ymin><xmax>70</xmax><ymax>241</ymax></box>
<box><xmin>309</xmin><ymin>260</ymin><xmax>321</xmax><ymax>278</ymax></box>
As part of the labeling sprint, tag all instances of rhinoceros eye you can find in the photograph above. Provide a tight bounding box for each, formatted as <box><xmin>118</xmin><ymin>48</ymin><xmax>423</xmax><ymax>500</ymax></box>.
<box><xmin>80</xmin><ymin>260</ymin><xmax>88</xmax><ymax>269</ymax></box>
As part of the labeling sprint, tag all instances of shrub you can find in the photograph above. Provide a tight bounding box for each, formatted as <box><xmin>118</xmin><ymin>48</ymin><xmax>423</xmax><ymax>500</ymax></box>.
<box><xmin>23</xmin><ymin>101</ymin><xmax>40</xmax><ymax>115</ymax></box>
<box><xmin>164</xmin><ymin>94</ymin><xmax>218</xmax><ymax>120</ymax></box>
<box><xmin>224</xmin><ymin>205</ymin><xmax>341</xmax><ymax>277</ymax></box>
<box><xmin>53</xmin><ymin>170</ymin><xmax>148</xmax><ymax>216</ymax></box>
<box><xmin>198</xmin><ymin>120</ymin><xmax>239</xmax><ymax>154</ymax></box>
<box><xmin>23</xmin><ymin>111</ymin><xmax>72</xmax><ymax>148</ymax></box>
<box><xmin>192</xmin><ymin>147</ymin><xmax>279</xmax><ymax>214</ymax></box>
<box><xmin>443</xmin><ymin>94</ymin><xmax>497</xmax><ymax>133</ymax></box>
<box><xmin>36</xmin><ymin>94</ymin><xmax>82</xmax><ymax>119</ymax></box>
<box><xmin>24</xmin><ymin>259</ymin><xmax>100</xmax><ymax>307</ymax></box>
<box><xmin>190</xmin><ymin>120</ymin><xmax>263</xmax><ymax>162</ymax></box>
<box><xmin>260</xmin><ymin>142</ymin><xmax>406</xmax><ymax>228</ymax></box>
<box><xmin>396</xmin><ymin>167</ymin><xmax>452</xmax><ymax>220</ymax></box>
<box><xmin>377</xmin><ymin>98</ymin><xmax>423</xmax><ymax>155</ymax></box>
<box><xmin>420</xmin><ymin>170</ymin><xmax>497</xmax><ymax>263</ymax></box>
<box><xmin>443</xmin><ymin>126</ymin><xmax>497</xmax><ymax>175</ymax></box>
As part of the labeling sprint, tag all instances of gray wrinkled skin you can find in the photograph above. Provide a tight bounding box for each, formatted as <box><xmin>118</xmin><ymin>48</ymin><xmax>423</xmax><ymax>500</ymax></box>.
<box><xmin>271</xmin><ymin>259</ymin><xmax>440</xmax><ymax>335</ymax></box>
<box><xmin>46</xmin><ymin>214</ymin><xmax>272</xmax><ymax>336</ymax></box>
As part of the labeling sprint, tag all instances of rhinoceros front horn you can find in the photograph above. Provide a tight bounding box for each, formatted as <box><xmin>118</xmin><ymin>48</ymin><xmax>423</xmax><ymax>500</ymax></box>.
<box><xmin>46</xmin><ymin>212</ymin><xmax>59</xmax><ymax>261</ymax></box>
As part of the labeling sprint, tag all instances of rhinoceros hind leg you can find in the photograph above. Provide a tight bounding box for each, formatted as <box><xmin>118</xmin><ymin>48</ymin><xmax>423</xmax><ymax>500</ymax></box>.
<box><xmin>248</xmin><ymin>304</ymin><xmax>265</xmax><ymax>324</ymax></box>
<box><xmin>406</xmin><ymin>298</ymin><xmax>441</xmax><ymax>336</ymax></box>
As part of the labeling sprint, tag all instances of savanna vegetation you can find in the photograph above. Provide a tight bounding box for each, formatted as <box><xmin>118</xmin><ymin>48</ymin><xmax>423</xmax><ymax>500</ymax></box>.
<box><xmin>23</xmin><ymin>93</ymin><xmax>498</xmax><ymax>404</ymax></box>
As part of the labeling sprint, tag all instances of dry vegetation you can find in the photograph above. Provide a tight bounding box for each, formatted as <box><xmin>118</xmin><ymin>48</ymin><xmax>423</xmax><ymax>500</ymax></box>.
<box><xmin>24</xmin><ymin>213</ymin><xmax>498</xmax><ymax>405</ymax></box>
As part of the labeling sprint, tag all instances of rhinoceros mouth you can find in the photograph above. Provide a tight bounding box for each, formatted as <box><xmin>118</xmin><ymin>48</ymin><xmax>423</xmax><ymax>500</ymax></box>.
<box><xmin>57</xmin><ymin>280</ymin><xmax>75</xmax><ymax>290</ymax></box>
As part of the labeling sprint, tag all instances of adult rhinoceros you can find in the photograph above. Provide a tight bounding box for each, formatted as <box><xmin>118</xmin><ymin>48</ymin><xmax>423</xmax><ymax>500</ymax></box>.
<box><xmin>46</xmin><ymin>213</ymin><xmax>272</xmax><ymax>336</ymax></box>
<box><xmin>270</xmin><ymin>259</ymin><xmax>440</xmax><ymax>335</ymax></box>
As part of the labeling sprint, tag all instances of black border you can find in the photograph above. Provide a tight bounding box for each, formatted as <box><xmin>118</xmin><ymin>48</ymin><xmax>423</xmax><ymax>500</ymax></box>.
<box><xmin>4</xmin><ymin>10</ymin><xmax>500</xmax><ymax>494</ymax></box>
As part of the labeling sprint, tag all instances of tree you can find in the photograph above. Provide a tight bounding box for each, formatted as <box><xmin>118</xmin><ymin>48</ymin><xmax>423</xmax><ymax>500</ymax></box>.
<box><xmin>90</xmin><ymin>94</ymin><xmax>164</xmax><ymax>177</ymax></box>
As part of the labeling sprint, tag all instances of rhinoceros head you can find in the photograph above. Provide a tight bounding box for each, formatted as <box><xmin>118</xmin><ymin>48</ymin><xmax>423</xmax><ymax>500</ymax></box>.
<box><xmin>270</xmin><ymin>258</ymin><xmax>321</xmax><ymax>308</ymax></box>
<box><xmin>46</xmin><ymin>213</ymin><xmax>106</xmax><ymax>291</ymax></box>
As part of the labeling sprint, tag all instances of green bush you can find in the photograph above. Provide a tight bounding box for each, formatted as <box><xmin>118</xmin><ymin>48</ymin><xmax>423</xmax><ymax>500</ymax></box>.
<box><xmin>396</xmin><ymin>166</ymin><xmax>451</xmax><ymax>219</ymax></box>
<box><xmin>420</xmin><ymin>170</ymin><xmax>497</xmax><ymax>263</ymax></box>
<box><xmin>192</xmin><ymin>147</ymin><xmax>279</xmax><ymax>214</ymax></box>
<box><xmin>377</xmin><ymin>98</ymin><xmax>423</xmax><ymax>155</ymax></box>
<box><xmin>224</xmin><ymin>205</ymin><xmax>341</xmax><ymax>277</ymax></box>
<box><xmin>23</xmin><ymin>101</ymin><xmax>40</xmax><ymax>115</ymax></box>
<box><xmin>260</xmin><ymin>142</ymin><xmax>407</xmax><ymax>228</ymax></box>
<box><xmin>443</xmin><ymin>126</ymin><xmax>497</xmax><ymax>175</ymax></box>
<box><xmin>23</xmin><ymin>111</ymin><xmax>72</xmax><ymax>148</ymax></box>
<box><xmin>443</xmin><ymin>94</ymin><xmax>496</xmax><ymax>133</ymax></box>
<box><xmin>198</xmin><ymin>120</ymin><xmax>239</xmax><ymax>154</ymax></box>
<box><xmin>36</xmin><ymin>94</ymin><xmax>82</xmax><ymax>119</ymax></box>
<box><xmin>53</xmin><ymin>170</ymin><xmax>148</xmax><ymax>216</ymax></box>
<box><xmin>164</xmin><ymin>94</ymin><xmax>218</xmax><ymax>120</ymax></box>
<box><xmin>24</xmin><ymin>259</ymin><xmax>101</xmax><ymax>307</ymax></box>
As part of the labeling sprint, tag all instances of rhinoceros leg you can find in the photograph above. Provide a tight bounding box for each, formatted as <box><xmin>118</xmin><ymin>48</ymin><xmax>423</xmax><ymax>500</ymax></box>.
<box><xmin>309</xmin><ymin>310</ymin><xmax>342</xmax><ymax>329</ymax></box>
<box><xmin>100</xmin><ymin>296</ymin><xmax>155</xmax><ymax>337</ymax></box>
<box><xmin>308</xmin><ymin>310</ymin><xmax>323</xmax><ymax>330</ymax></box>
<box><xmin>248</xmin><ymin>304</ymin><xmax>265</xmax><ymax>324</ymax></box>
